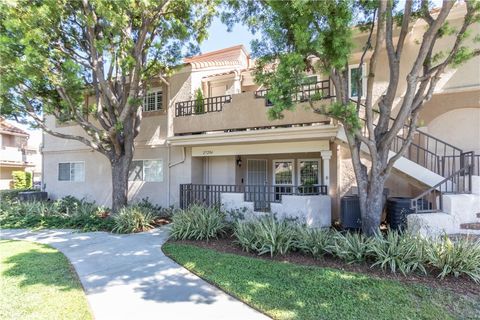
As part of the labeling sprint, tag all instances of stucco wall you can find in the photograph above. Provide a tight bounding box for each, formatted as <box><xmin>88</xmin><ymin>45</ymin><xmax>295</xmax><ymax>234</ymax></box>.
<box><xmin>427</xmin><ymin>108</ymin><xmax>480</xmax><ymax>153</ymax></box>
<box><xmin>221</xmin><ymin>192</ymin><xmax>331</xmax><ymax>227</ymax></box>
<box><xmin>43</xmin><ymin>145</ymin><xmax>179</xmax><ymax>208</ymax></box>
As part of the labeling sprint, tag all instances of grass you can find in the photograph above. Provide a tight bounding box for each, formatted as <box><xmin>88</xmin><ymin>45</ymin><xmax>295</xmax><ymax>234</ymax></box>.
<box><xmin>0</xmin><ymin>240</ymin><xmax>93</xmax><ymax>320</ymax></box>
<box><xmin>163</xmin><ymin>243</ymin><xmax>480</xmax><ymax>320</ymax></box>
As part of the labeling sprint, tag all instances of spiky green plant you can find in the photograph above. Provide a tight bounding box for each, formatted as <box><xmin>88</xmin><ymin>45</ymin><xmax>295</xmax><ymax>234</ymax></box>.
<box><xmin>425</xmin><ymin>235</ymin><xmax>480</xmax><ymax>282</ymax></box>
<box><xmin>369</xmin><ymin>230</ymin><xmax>427</xmax><ymax>275</ymax></box>
<box><xmin>170</xmin><ymin>205</ymin><xmax>227</xmax><ymax>241</ymax></box>
<box><xmin>112</xmin><ymin>205</ymin><xmax>156</xmax><ymax>234</ymax></box>
<box><xmin>293</xmin><ymin>227</ymin><xmax>333</xmax><ymax>258</ymax></box>
<box><xmin>330</xmin><ymin>231</ymin><xmax>372</xmax><ymax>264</ymax></box>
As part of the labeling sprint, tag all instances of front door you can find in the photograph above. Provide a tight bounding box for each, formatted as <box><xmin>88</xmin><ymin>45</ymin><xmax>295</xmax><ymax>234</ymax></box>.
<box><xmin>247</xmin><ymin>159</ymin><xmax>269</xmax><ymax>211</ymax></box>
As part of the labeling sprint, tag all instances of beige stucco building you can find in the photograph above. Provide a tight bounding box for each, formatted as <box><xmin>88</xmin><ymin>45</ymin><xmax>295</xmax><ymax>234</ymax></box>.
<box><xmin>0</xmin><ymin>119</ymin><xmax>38</xmax><ymax>189</ymax></box>
<box><xmin>42</xmin><ymin>5</ymin><xmax>480</xmax><ymax>232</ymax></box>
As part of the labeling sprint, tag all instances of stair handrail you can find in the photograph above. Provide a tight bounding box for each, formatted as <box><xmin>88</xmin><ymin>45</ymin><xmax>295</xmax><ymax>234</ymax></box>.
<box><xmin>350</xmin><ymin>98</ymin><xmax>464</xmax><ymax>177</ymax></box>
<box><xmin>410</xmin><ymin>151</ymin><xmax>475</xmax><ymax>213</ymax></box>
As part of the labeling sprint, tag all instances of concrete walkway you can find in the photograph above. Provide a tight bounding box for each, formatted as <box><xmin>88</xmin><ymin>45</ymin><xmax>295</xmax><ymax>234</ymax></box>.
<box><xmin>0</xmin><ymin>228</ymin><xmax>268</xmax><ymax>320</ymax></box>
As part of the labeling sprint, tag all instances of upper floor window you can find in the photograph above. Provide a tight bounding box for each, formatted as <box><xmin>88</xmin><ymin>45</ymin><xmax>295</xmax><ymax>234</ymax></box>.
<box><xmin>348</xmin><ymin>64</ymin><xmax>367</xmax><ymax>99</ymax></box>
<box><xmin>143</xmin><ymin>89</ymin><xmax>163</xmax><ymax>112</ymax></box>
<box><xmin>129</xmin><ymin>159</ymin><xmax>163</xmax><ymax>182</ymax></box>
<box><xmin>58</xmin><ymin>162</ymin><xmax>85</xmax><ymax>182</ymax></box>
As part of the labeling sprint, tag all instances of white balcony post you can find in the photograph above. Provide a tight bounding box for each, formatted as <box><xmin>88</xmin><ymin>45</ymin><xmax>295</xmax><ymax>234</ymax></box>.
<box><xmin>320</xmin><ymin>150</ymin><xmax>332</xmax><ymax>187</ymax></box>
<box><xmin>233</xmin><ymin>70</ymin><xmax>241</xmax><ymax>94</ymax></box>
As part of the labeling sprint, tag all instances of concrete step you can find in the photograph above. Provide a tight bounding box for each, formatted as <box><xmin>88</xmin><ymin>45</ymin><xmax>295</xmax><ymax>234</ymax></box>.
<box><xmin>460</xmin><ymin>222</ymin><xmax>480</xmax><ymax>230</ymax></box>
<box><xmin>448</xmin><ymin>233</ymin><xmax>480</xmax><ymax>241</ymax></box>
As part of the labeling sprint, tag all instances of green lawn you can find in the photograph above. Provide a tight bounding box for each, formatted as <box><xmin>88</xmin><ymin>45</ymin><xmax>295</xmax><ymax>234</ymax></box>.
<box><xmin>163</xmin><ymin>243</ymin><xmax>480</xmax><ymax>320</ymax></box>
<box><xmin>0</xmin><ymin>240</ymin><xmax>93</xmax><ymax>320</ymax></box>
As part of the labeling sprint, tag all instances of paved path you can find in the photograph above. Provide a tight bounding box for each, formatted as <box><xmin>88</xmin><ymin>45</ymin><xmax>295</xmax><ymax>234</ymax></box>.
<box><xmin>0</xmin><ymin>228</ymin><xmax>268</xmax><ymax>320</ymax></box>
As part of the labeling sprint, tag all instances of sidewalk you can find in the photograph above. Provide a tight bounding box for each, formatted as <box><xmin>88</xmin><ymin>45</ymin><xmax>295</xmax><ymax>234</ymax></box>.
<box><xmin>0</xmin><ymin>228</ymin><xmax>268</xmax><ymax>320</ymax></box>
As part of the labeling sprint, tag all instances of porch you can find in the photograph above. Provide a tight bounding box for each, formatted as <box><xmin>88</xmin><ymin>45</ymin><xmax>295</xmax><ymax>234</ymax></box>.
<box><xmin>176</xmin><ymin>140</ymin><xmax>335</xmax><ymax>227</ymax></box>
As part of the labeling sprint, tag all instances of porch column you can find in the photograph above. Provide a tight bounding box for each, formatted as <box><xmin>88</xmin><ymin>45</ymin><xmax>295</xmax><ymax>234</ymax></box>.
<box><xmin>233</xmin><ymin>70</ymin><xmax>242</xmax><ymax>94</ymax></box>
<box><xmin>320</xmin><ymin>150</ymin><xmax>332</xmax><ymax>187</ymax></box>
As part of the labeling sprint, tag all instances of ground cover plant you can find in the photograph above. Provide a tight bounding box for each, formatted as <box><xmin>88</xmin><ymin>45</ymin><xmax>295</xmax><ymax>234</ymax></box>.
<box><xmin>170</xmin><ymin>205</ymin><xmax>227</xmax><ymax>241</ymax></box>
<box><xmin>0</xmin><ymin>196</ymin><xmax>171</xmax><ymax>233</ymax></box>
<box><xmin>0</xmin><ymin>240</ymin><xmax>92</xmax><ymax>320</ymax></box>
<box><xmin>163</xmin><ymin>243</ymin><xmax>480</xmax><ymax>320</ymax></box>
<box><xmin>169</xmin><ymin>209</ymin><xmax>480</xmax><ymax>282</ymax></box>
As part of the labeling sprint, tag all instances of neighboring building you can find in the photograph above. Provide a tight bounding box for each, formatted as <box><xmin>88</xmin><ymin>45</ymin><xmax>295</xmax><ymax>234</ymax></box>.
<box><xmin>0</xmin><ymin>118</ymin><xmax>38</xmax><ymax>189</ymax></box>
<box><xmin>42</xmin><ymin>5</ymin><xmax>480</xmax><ymax>235</ymax></box>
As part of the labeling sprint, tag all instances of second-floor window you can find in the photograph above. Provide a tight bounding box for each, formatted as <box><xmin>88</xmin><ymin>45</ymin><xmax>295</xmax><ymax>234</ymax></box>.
<box><xmin>348</xmin><ymin>64</ymin><xmax>367</xmax><ymax>99</ymax></box>
<box><xmin>58</xmin><ymin>162</ymin><xmax>85</xmax><ymax>182</ymax></box>
<box><xmin>143</xmin><ymin>89</ymin><xmax>163</xmax><ymax>112</ymax></box>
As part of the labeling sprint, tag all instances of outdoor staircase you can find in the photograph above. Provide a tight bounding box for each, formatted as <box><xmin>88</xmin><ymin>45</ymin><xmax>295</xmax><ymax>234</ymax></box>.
<box><xmin>335</xmin><ymin>101</ymin><xmax>480</xmax><ymax>237</ymax></box>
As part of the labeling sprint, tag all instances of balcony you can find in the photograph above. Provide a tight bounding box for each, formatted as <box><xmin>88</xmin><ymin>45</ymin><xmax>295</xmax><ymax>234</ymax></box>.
<box><xmin>0</xmin><ymin>146</ymin><xmax>34</xmax><ymax>167</ymax></box>
<box><xmin>173</xmin><ymin>80</ymin><xmax>333</xmax><ymax>135</ymax></box>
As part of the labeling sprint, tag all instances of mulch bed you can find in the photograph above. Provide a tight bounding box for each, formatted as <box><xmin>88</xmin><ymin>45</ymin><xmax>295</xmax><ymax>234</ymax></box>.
<box><xmin>169</xmin><ymin>236</ymin><xmax>480</xmax><ymax>297</ymax></box>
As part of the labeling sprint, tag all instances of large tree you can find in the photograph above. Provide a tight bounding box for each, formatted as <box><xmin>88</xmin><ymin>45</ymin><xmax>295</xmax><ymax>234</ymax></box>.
<box><xmin>224</xmin><ymin>0</ymin><xmax>480</xmax><ymax>235</ymax></box>
<box><xmin>0</xmin><ymin>0</ymin><xmax>216</xmax><ymax>212</ymax></box>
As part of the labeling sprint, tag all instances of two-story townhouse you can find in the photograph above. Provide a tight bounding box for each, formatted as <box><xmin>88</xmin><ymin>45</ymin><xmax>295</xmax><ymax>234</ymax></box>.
<box><xmin>0</xmin><ymin>118</ymin><xmax>37</xmax><ymax>189</ymax></box>
<box><xmin>42</xmin><ymin>4</ymin><xmax>480</xmax><ymax>233</ymax></box>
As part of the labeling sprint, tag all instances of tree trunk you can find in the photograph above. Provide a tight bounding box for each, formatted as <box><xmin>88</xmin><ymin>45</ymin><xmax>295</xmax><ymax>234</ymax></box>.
<box><xmin>358</xmin><ymin>177</ymin><xmax>386</xmax><ymax>236</ymax></box>
<box><xmin>111</xmin><ymin>155</ymin><xmax>130</xmax><ymax>213</ymax></box>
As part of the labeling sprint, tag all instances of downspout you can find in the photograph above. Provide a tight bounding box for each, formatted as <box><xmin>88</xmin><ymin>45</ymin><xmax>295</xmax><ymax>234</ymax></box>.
<box><xmin>167</xmin><ymin>146</ymin><xmax>186</xmax><ymax>206</ymax></box>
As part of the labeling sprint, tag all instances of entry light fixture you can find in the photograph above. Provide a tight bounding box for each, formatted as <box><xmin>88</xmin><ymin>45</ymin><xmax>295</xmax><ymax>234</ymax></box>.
<box><xmin>236</xmin><ymin>155</ymin><xmax>242</xmax><ymax>167</ymax></box>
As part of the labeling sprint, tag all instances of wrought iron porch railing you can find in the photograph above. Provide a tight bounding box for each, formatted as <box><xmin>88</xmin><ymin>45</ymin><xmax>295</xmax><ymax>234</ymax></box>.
<box><xmin>410</xmin><ymin>151</ymin><xmax>475</xmax><ymax>213</ymax></box>
<box><xmin>179</xmin><ymin>184</ymin><xmax>328</xmax><ymax>212</ymax></box>
<box><xmin>254</xmin><ymin>79</ymin><xmax>332</xmax><ymax>106</ymax></box>
<box><xmin>175</xmin><ymin>95</ymin><xmax>232</xmax><ymax>117</ymax></box>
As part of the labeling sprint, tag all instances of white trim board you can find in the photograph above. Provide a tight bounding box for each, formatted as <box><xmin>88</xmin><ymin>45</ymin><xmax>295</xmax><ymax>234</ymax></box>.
<box><xmin>192</xmin><ymin>140</ymin><xmax>330</xmax><ymax>157</ymax></box>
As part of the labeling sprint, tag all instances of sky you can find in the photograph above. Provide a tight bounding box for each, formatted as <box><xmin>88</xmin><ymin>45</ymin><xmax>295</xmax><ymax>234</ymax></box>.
<box><xmin>199</xmin><ymin>17</ymin><xmax>256</xmax><ymax>53</ymax></box>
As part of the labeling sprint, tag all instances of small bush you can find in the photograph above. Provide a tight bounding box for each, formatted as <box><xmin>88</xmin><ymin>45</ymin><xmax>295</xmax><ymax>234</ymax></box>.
<box><xmin>112</xmin><ymin>205</ymin><xmax>156</xmax><ymax>234</ymax></box>
<box><xmin>330</xmin><ymin>231</ymin><xmax>372</xmax><ymax>264</ymax></box>
<box><xmin>0</xmin><ymin>188</ymin><xmax>36</xmax><ymax>201</ymax></box>
<box><xmin>170</xmin><ymin>205</ymin><xmax>227</xmax><ymax>241</ymax></box>
<box><xmin>425</xmin><ymin>235</ymin><xmax>480</xmax><ymax>282</ymax></box>
<box><xmin>233</xmin><ymin>215</ymin><xmax>297</xmax><ymax>257</ymax></box>
<box><xmin>12</xmin><ymin>171</ymin><xmax>32</xmax><ymax>189</ymax></box>
<box><xmin>293</xmin><ymin>227</ymin><xmax>333</xmax><ymax>258</ymax></box>
<box><xmin>135</xmin><ymin>197</ymin><xmax>174</xmax><ymax>219</ymax></box>
<box><xmin>369</xmin><ymin>231</ymin><xmax>427</xmax><ymax>275</ymax></box>
<box><xmin>0</xmin><ymin>196</ymin><xmax>114</xmax><ymax>232</ymax></box>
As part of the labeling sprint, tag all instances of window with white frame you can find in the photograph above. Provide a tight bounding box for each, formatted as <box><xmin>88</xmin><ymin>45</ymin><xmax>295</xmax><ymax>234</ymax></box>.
<box><xmin>143</xmin><ymin>89</ymin><xmax>163</xmax><ymax>112</ymax></box>
<box><xmin>273</xmin><ymin>160</ymin><xmax>294</xmax><ymax>185</ymax></box>
<box><xmin>348</xmin><ymin>64</ymin><xmax>367</xmax><ymax>98</ymax></box>
<box><xmin>128</xmin><ymin>159</ymin><xmax>163</xmax><ymax>182</ymax></box>
<box><xmin>298</xmin><ymin>159</ymin><xmax>320</xmax><ymax>185</ymax></box>
<box><xmin>58</xmin><ymin>162</ymin><xmax>85</xmax><ymax>182</ymax></box>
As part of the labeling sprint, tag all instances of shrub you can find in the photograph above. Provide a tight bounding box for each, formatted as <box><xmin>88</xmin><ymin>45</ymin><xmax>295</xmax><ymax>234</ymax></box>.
<box><xmin>330</xmin><ymin>231</ymin><xmax>372</xmax><ymax>264</ymax></box>
<box><xmin>0</xmin><ymin>188</ymin><xmax>35</xmax><ymax>201</ymax></box>
<box><xmin>170</xmin><ymin>205</ymin><xmax>227</xmax><ymax>241</ymax></box>
<box><xmin>12</xmin><ymin>171</ymin><xmax>32</xmax><ymax>189</ymax></box>
<box><xmin>233</xmin><ymin>220</ymin><xmax>259</xmax><ymax>252</ymax></box>
<box><xmin>425</xmin><ymin>235</ymin><xmax>480</xmax><ymax>282</ymax></box>
<box><xmin>0</xmin><ymin>196</ymin><xmax>114</xmax><ymax>232</ymax></box>
<box><xmin>135</xmin><ymin>197</ymin><xmax>174</xmax><ymax>219</ymax></box>
<box><xmin>369</xmin><ymin>231</ymin><xmax>427</xmax><ymax>275</ymax></box>
<box><xmin>194</xmin><ymin>88</ymin><xmax>205</xmax><ymax>114</ymax></box>
<box><xmin>293</xmin><ymin>227</ymin><xmax>333</xmax><ymax>258</ymax></box>
<box><xmin>112</xmin><ymin>205</ymin><xmax>156</xmax><ymax>234</ymax></box>
<box><xmin>233</xmin><ymin>215</ymin><xmax>297</xmax><ymax>257</ymax></box>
